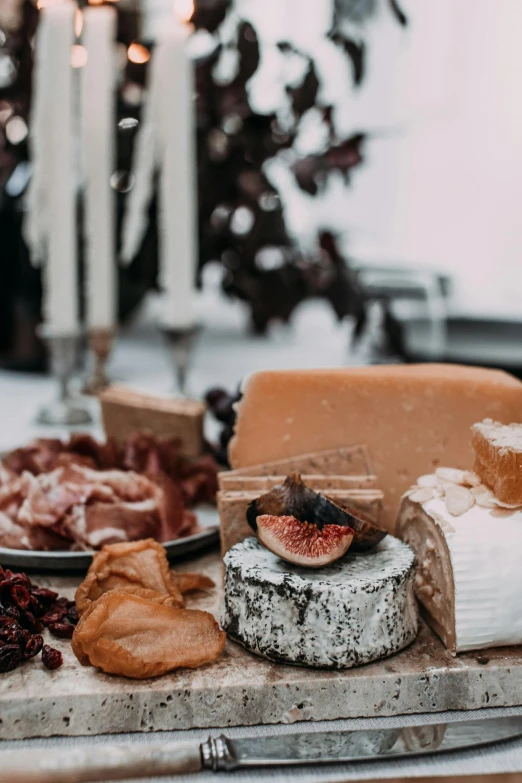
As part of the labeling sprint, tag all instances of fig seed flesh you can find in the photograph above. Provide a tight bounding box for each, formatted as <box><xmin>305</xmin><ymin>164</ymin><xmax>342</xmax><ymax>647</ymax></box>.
<box><xmin>256</xmin><ymin>515</ymin><xmax>354</xmax><ymax>568</ymax></box>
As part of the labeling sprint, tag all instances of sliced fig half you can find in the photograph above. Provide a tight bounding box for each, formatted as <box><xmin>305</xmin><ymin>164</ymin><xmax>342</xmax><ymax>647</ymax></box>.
<box><xmin>330</xmin><ymin>499</ymin><xmax>387</xmax><ymax>552</ymax></box>
<box><xmin>246</xmin><ymin>473</ymin><xmax>387</xmax><ymax>552</ymax></box>
<box><xmin>256</xmin><ymin>515</ymin><xmax>354</xmax><ymax>568</ymax></box>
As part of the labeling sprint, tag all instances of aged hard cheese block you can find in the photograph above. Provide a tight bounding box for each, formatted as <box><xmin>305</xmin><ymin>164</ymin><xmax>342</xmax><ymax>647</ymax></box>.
<box><xmin>100</xmin><ymin>385</ymin><xmax>205</xmax><ymax>458</ymax></box>
<box><xmin>218</xmin><ymin>489</ymin><xmax>383</xmax><ymax>554</ymax></box>
<box><xmin>396</xmin><ymin>494</ymin><xmax>522</xmax><ymax>654</ymax></box>
<box><xmin>222</xmin><ymin>536</ymin><xmax>418</xmax><ymax>668</ymax></box>
<box><xmin>229</xmin><ymin>365</ymin><xmax>522</xmax><ymax>530</ymax></box>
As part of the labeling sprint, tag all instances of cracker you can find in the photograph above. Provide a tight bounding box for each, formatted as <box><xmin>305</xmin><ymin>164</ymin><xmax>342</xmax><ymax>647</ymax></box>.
<box><xmin>225</xmin><ymin>445</ymin><xmax>372</xmax><ymax>479</ymax></box>
<box><xmin>218</xmin><ymin>473</ymin><xmax>377</xmax><ymax>492</ymax></box>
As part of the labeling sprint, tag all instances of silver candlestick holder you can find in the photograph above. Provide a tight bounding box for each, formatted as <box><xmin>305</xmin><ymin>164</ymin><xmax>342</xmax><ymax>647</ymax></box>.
<box><xmin>161</xmin><ymin>324</ymin><xmax>202</xmax><ymax>397</ymax></box>
<box><xmin>36</xmin><ymin>328</ymin><xmax>93</xmax><ymax>426</ymax></box>
<box><xmin>83</xmin><ymin>327</ymin><xmax>115</xmax><ymax>396</ymax></box>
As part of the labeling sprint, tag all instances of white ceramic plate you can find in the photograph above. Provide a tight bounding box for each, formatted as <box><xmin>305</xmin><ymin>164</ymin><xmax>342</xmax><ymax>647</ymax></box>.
<box><xmin>0</xmin><ymin>505</ymin><xmax>220</xmax><ymax>572</ymax></box>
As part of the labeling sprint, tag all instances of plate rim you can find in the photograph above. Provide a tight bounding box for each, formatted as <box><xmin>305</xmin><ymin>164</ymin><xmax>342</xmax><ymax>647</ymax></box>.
<box><xmin>0</xmin><ymin>524</ymin><xmax>219</xmax><ymax>562</ymax></box>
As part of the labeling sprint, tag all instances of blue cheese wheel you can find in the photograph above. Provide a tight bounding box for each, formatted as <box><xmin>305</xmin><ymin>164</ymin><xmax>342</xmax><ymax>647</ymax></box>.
<box><xmin>222</xmin><ymin>536</ymin><xmax>418</xmax><ymax>669</ymax></box>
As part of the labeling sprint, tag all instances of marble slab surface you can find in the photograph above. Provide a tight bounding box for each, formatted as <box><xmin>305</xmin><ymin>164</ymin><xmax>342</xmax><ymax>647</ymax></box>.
<box><xmin>1</xmin><ymin>550</ymin><xmax>522</xmax><ymax>741</ymax></box>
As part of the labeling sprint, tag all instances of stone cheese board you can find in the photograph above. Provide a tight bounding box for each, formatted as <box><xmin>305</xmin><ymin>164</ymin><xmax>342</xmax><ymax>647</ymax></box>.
<box><xmin>2</xmin><ymin>549</ymin><xmax>522</xmax><ymax>741</ymax></box>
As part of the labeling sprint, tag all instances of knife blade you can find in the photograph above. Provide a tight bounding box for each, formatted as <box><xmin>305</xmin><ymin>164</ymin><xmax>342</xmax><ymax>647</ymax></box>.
<box><xmin>1</xmin><ymin>716</ymin><xmax>521</xmax><ymax>783</ymax></box>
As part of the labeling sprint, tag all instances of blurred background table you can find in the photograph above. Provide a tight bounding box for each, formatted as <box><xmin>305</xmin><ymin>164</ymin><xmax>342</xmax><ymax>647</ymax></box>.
<box><xmin>0</xmin><ymin>287</ymin><xmax>365</xmax><ymax>453</ymax></box>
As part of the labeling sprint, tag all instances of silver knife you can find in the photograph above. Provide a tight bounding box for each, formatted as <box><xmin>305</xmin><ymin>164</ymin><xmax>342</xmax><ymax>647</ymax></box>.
<box><xmin>1</xmin><ymin>716</ymin><xmax>521</xmax><ymax>783</ymax></box>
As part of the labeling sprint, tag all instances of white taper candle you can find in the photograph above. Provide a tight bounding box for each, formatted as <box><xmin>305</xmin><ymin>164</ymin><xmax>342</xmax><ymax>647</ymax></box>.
<box><xmin>39</xmin><ymin>0</ymin><xmax>79</xmax><ymax>335</ymax></box>
<box><xmin>82</xmin><ymin>5</ymin><xmax>117</xmax><ymax>330</ymax></box>
<box><xmin>156</xmin><ymin>12</ymin><xmax>197</xmax><ymax>329</ymax></box>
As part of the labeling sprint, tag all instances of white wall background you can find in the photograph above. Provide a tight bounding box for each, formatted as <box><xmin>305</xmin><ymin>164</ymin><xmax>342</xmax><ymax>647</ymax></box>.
<box><xmin>143</xmin><ymin>0</ymin><xmax>522</xmax><ymax>318</ymax></box>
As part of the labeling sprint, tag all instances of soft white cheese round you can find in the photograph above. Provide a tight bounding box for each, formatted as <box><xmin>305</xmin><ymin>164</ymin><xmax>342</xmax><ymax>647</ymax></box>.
<box><xmin>222</xmin><ymin>536</ymin><xmax>418</xmax><ymax>669</ymax></box>
<box><xmin>422</xmin><ymin>496</ymin><xmax>522</xmax><ymax>652</ymax></box>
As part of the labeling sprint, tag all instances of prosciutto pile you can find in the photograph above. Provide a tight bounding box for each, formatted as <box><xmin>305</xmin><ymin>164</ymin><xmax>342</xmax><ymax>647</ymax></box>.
<box><xmin>0</xmin><ymin>434</ymin><xmax>219</xmax><ymax>551</ymax></box>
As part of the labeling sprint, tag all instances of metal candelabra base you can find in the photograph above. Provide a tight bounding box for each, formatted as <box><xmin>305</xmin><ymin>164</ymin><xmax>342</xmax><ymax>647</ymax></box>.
<box><xmin>161</xmin><ymin>324</ymin><xmax>202</xmax><ymax>398</ymax></box>
<box><xmin>83</xmin><ymin>328</ymin><xmax>115</xmax><ymax>396</ymax></box>
<box><xmin>36</xmin><ymin>329</ymin><xmax>93</xmax><ymax>426</ymax></box>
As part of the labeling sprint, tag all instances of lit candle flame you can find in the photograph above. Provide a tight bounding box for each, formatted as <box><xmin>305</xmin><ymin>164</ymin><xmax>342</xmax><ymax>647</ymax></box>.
<box><xmin>127</xmin><ymin>43</ymin><xmax>151</xmax><ymax>65</ymax></box>
<box><xmin>173</xmin><ymin>0</ymin><xmax>194</xmax><ymax>24</ymax></box>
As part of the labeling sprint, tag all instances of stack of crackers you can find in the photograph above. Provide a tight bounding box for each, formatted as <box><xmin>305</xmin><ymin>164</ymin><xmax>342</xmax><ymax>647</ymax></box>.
<box><xmin>218</xmin><ymin>445</ymin><xmax>383</xmax><ymax>553</ymax></box>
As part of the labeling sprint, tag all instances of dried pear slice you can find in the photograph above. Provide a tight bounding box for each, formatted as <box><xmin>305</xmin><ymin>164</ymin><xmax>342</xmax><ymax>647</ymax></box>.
<box><xmin>75</xmin><ymin>538</ymin><xmax>185</xmax><ymax>615</ymax></box>
<box><xmin>72</xmin><ymin>591</ymin><xmax>226</xmax><ymax>678</ymax></box>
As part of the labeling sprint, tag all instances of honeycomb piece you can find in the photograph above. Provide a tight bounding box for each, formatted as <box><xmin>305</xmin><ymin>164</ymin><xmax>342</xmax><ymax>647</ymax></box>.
<box><xmin>471</xmin><ymin>419</ymin><xmax>522</xmax><ymax>505</ymax></box>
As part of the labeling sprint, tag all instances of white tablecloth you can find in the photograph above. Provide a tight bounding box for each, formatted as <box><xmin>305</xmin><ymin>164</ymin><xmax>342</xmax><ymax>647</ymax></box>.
<box><xmin>1</xmin><ymin>708</ymin><xmax>522</xmax><ymax>783</ymax></box>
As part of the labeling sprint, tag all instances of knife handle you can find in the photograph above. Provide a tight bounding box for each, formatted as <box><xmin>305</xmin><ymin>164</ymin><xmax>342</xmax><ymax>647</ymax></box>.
<box><xmin>0</xmin><ymin>740</ymin><xmax>203</xmax><ymax>783</ymax></box>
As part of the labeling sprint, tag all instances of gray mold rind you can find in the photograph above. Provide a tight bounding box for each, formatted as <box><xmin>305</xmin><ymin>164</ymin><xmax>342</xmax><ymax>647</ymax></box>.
<box><xmin>222</xmin><ymin>536</ymin><xmax>418</xmax><ymax>669</ymax></box>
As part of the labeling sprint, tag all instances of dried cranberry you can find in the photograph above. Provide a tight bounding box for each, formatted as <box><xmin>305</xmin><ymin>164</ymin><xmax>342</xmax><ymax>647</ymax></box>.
<box><xmin>30</xmin><ymin>587</ymin><xmax>58</xmax><ymax>605</ymax></box>
<box><xmin>0</xmin><ymin>644</ymin><xmax>22</xmax><ymax>672</ymax></box>
<box><xmin>4</xmin><ymin>605</ymin><xmax>21</xmax><ymax>622</ymax></box>
<box><xmin>0</xmin><ymin>622</ymin><xmax>25</xmax><ymax>647</ymax></box>
<box><xmin>0</xmin><ymin>574</ymin><xmax>29</xmax><ymax>592</ymax></box>
<box><xmin>53</xmin><ymin>597</ymin><xmax>69</xmax><ymax>609</ymax></box>
<box><xmin>23</xmin><ymin>635</ymin><xmax>44</xmax><ymax>660</ymax></box>
<box><xmin>42</xmin><ymin>609</ymin><xmax>67</xmax><ymax>626</ymax></box>
<box><xmin>18</xmin><ymin>611</ymin><xmax>42</xmax><ymax>633</ymax></box>
<box><xmin>42</xmin><ymin>644</ymin><xmax>63</xmax><ymax>670</ymax></box>
<box><xmin>66</xmin><ymin>606</ymin><xmax>79</xmax><ymax>625</ymax></box>
<box><xmin>48</xmin><ymin>622</ymin><xmax>74</xmax><ymax>639</ymax></box>
<box><xmin>10</xmin><ymin>585</ymin><xmax>31</xmax><ymax>611</ymax></box>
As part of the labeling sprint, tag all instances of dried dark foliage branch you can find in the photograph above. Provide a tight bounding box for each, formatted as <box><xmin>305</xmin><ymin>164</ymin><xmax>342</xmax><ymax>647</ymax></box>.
<box><xmin>0</xmin><ymin>0</ymin><xmax>408</xmax><ymax>367</ymax></box>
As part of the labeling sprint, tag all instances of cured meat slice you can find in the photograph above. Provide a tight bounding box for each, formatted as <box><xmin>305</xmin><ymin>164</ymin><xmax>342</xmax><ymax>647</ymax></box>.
<box><xmin>62</xmin><ymin>500</ymin><xmax>161</xmax><ymax>550</ymax></box>
<box><xmin>72</xmin><ymin>591</ymin><xmax>226</xmax><ymax>678</ymax></box>
<box><xmin>0</xmin><ymin>510</ymin><xmax>71</xmax><ymax>551</ymax></box>
<box><xmin>0</xmin><ymin>512</ymin><xmax>29</xmax><ymax>549</ymax></box>
<box><xmin>147</xmin><ymin>470</ymin><xmax>195</xmax><ymax>542</ymax></box>
<box><xmin>0</xmin><ymin>434</ymin><xmax>219</xmax><ymax>551</ymax></box>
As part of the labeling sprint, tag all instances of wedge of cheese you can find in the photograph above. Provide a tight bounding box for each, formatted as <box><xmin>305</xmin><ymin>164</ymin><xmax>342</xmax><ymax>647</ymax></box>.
<box><xmin>100</xmin><ymin>386</ymin><xmax>205</xmax><ymax>458</ymax></box>
<box><xmin>229</xmin><ymin>365</ymin><xmax>522</xmax><ymax>530</ymax></box>
<box><xmin>396</xmin><ymin>493</ymin><xmax>522</xmax><ymax>654</ymax></box>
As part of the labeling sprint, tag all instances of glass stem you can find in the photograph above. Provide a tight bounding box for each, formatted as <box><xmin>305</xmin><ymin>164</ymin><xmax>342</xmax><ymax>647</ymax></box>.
<box><xmin>58</xmin><ymin>374</ymin><xmax>68</xmax><ymax>403</ymax></box>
